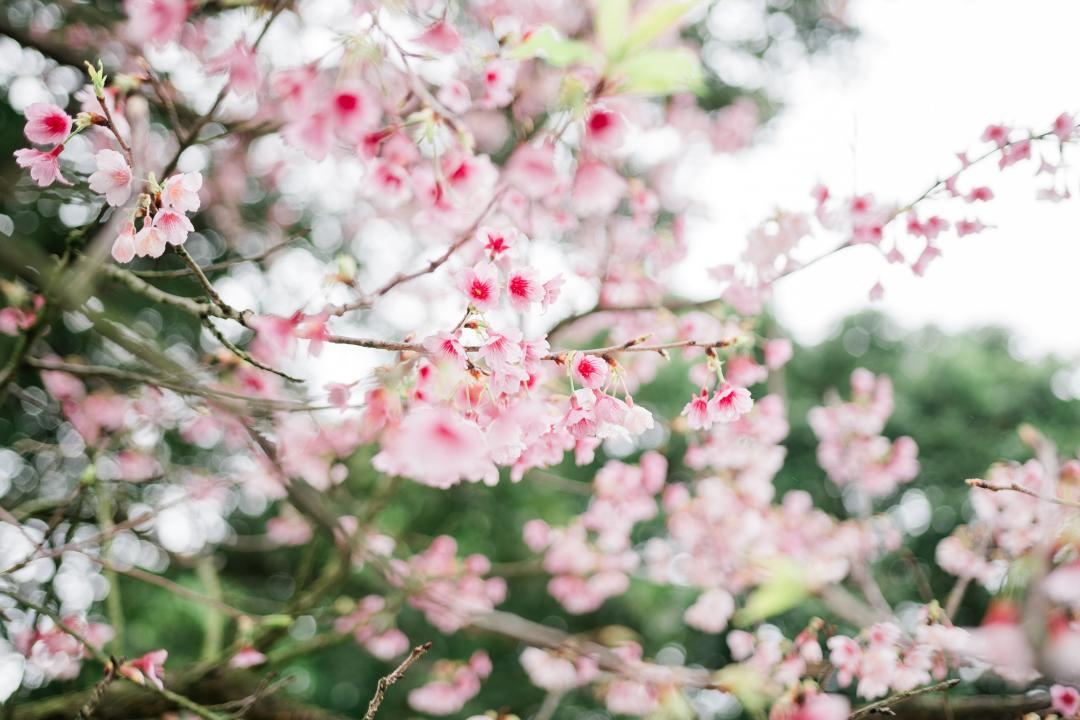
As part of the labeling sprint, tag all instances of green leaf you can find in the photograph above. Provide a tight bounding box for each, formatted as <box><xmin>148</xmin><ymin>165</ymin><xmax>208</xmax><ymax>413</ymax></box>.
<box><xmin>608</xmin><ymin>48</ymin><xmax>704</xmax><ymax>95</ymax></box>
<box><xmin>511</xmin><ymin>25</ymin><xmax>600</xmax><ymax>67</ymax></box>
<box><xmin>713</xmin><ymin>664</ymin><xmax>768</xmax><ymax>714</ymax></box>
<box><xmin>732</xmin><ymin>559</ymin><xmax>809</xmax><ymax>626</ymax></box>
<box><xmin>625</xmin><ymin>1</ymin><xmax>698</xmax><ymax>53</ymax></box>
<box><xmin>595</xmin><ymin>0</ymin><xmax>631</xmax><ymax>57</ymax></box>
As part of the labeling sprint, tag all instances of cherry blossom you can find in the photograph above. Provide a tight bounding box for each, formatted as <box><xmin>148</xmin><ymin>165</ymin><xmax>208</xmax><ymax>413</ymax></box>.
<box><xmin>22</xmin><ymin>103</ymin><xmax>72</xmax><ymax>145</ymax></box>
<box><xmin>88</xmin><ymin>149</ymin><xmax>133</xmax><ymax>207</ymax></box>
<box><xmin>14</xmin><ymin>146</ymin><xmax>68</xmax><ymax>187</ymax></box>
<box><xmin>118</xmin><ymin>650</ymin><xmax>167</xmax><ymax>690</ymax></box>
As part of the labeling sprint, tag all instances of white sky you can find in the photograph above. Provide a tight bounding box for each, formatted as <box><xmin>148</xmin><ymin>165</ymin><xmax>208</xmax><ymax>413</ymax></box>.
<box><xmin>686</xmin><ymin>0</ymin><xmax>1080</xmax><ymax>359</ymax></box>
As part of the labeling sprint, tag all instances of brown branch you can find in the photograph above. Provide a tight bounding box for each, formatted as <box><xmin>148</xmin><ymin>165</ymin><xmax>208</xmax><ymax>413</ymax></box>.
<box><xmin>326</xmin><ymin>190</ymin><xmax>503</xmax><ymax>317</ymax></box>
<box><xmin>965</xmin><ymin>478</ymin><xmax>1080</xmax><ymax>509</ymax></box>
<box><xmin>361</xmin><ymin>642</ymin><xmax>432</xmax><ymax>720</ymax></box>
<box><xmin>849</xmin><ymin>679</ymin><xmax>959</xmax><ymax>719</ymax></box>
<box><xmin>173</xmin><ymin>244</ymin><xmax>251</xmax><ymax>325</ymax></box>
<box><xmin>133</xmin><ymin>241</ymin><xmax>292</xmax><ymax>278</ymax></box>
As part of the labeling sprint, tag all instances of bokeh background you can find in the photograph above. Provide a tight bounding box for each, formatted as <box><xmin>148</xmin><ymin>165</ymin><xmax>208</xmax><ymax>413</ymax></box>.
<box><xmin>2</xmin><ymin>0</ymin><xmax>1078</xmax><ymax>717</ymax></box>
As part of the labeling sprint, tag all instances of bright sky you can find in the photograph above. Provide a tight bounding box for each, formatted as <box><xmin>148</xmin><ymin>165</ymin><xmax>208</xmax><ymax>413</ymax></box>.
<box><xmin>687</xmin><ymin>0</ymin><xmax>1080</xmax><ymax>359</ymax></box>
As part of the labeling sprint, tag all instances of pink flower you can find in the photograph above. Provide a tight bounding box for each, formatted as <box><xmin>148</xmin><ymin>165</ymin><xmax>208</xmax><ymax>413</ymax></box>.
<box><xmin>111</xmin><ymin>218</ymin><xmax>137</xmax><ymax>263</ymax></box>
<box><xmin>14</xmin><ymin>146</ymin><xmax>68</xmax><ymax>187</ymax></box>
<box><xmin>119</xmin><ymin>649</ymin><xmax>167</xmax><ymax>690</ymax></box>
<box><xmin>207</xmin><ymin>42</ymin><xmax>261</xmax><ymax>95</ymax></box>
<box><xmin>324</xmin><ymin>382</ymin><xmax>355</xmax><ymax>409</ymax></box>
<box><xmin>505</xmin><ymin>142</ymin><xmax>559</xmax><ymax>198</ymax></box>
<box><xmin>134</xmin><ymin>223</ymin><xmax>167</xmax><ymax>258</ymax></box>
<box><xmin>506</xmin><ymin>267</ymin><xmax>543</xmax><ymax>311</ymax></box>
<box><xmin>23</xmin><ymin>103</ymin><xmax>72</xmax><ymax>145</ymax></box>
<box><xmin>437</xmin><ymin>81</ymin><xmax>471</xmax><ymax>114</ymax></box>
<box><xmin>423</xmin><ymin>331</ymin><xmax>468</xmax><ymax>368</ymax></box>
<box><xmin>88</xmin><ymin>149</ymin><xmax>133</xmax><ymax>207</ymax></box>
<box><xmin>479</xmin><ymin>226</ymin><xmax>517</xmax><ymax>258</ymax></box>
<box><xmin>160</xmin><ymin>172</ymin><xmax>202</xmax><ymax>213</ymax></box>
<box><xmin>284</xmin><ymin>111</ymin><xmax>333</xmax><ymax>161</ymax></box>
<box><xmin>541</xmin><ymin>275</ymin><xmax>564</xmax><ymax>311</ymax></box>
<box><xmin>455</xmin><ymin>261</ymin><xmax>501</xmax><ymax>310</ymax></box>
<box><xmin>770</xmin><ymin>691</ymin><xmax>850</xmax><ymax>720</ymax></box>
<box><xmin>124</xmin><ymin>0</ymin><xmax>189</xmax><ymax>45</ymax></box>
<box><xmin>572</xmin><ymin>354</ymin><xmax>609</xmax><ymax>390</ymax></box>
<box><xmin>328</xmin><ymin>83</ymin><xmax>381</xmax><ymax>143</ymax></box>
<box><xmin>1052</xmin><ymin>684</ymin><xmax>1080</xmax><ymax>718</ymax></box>
<box><xmin>415</xmin><ymin>20</ymin><xmax>461</xmax><ymax>54</ymax></box>
<box><xmin>1054</xmin><ymin>113</ymin><xmax>1076</xmax><ymax>143</ymax></box>
<box><xmin>683</xmin><ymin>589</ymin><xmax>735</xmax><ymax>633</ymax></box>
<box><xmin>682</xmin><ymin>387</ymin><xmax>712</xmax><ymax>430</ymax></box>
<box><xmin>827</xmin><ymin>635</ymin><xmax>861</xmax><ymax>687</ymax></box>
<box><xmin>479</xmin><ymin>59</ymin><xmax>517</xmax><ymax>108</ymax></box>
<box><xmin>764</xmin><ymin>338</ymin><xmax>793</xmax><ymax>370</ymax></box>
<box><xmin>572</xmin><ymin>159</ymin><xmax>627</xmax><ymax>217</ymax></box>
<box><xmin>710</xmin><ymin>382</ymin><xmax>753</xmax><ymax>422</ymax></box>
<box><xmin>152</xmin><ymin>209</ymin><xmax>194</xmax><ymax>246</ymax></box>
<box><xmin>372</xmin><ymin>406</ymin><xmax>496</xmax><ymax>488</ymax></box>
<box><xmin>981</xmin><ymin>123</ymin><xmax>1009</xmax><ymax>147</ymax></box>
<box><xmin>584</xmin><ymin>105</ymin><xmax>627</xmax><ymax>152</ymax></box>
<box><xmin>229</xmin><ymin>646</ymin><xmax>267</xmax><ymax>669</ymax></box>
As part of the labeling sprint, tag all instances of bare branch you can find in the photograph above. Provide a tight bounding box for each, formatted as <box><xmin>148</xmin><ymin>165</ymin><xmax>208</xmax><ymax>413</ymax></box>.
<box><xmin>362</xmin><ymin>642</ymin><xmax>432</xmax><ymax>720</ymax></box>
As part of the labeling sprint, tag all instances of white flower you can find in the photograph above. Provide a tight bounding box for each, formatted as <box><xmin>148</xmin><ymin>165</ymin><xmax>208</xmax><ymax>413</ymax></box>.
<box><xmin>88</xmin><ymin>149</ymin><xmax>133</xmax><ymax>207</ymax></box>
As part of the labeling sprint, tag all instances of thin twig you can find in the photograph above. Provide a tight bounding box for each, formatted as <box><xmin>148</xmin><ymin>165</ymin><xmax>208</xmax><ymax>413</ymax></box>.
<box><xmin>848</xmin><ymin>679</ymin><xmax>960</xmax><ymax>719</ymax></box>
<box><xmin>965</xmin><ymin>478</ymin><xmax>1080</xmax><ymax>509</ymax></box>
<box><xmin>203</xmin><ymin>319</ymin><xmax>301</xmax><ymax>383</ymax></box>
<box><xmin>173</xmin><ymin>244</ymin><xmax>250</xmax><ymax>324</ymax></box>
<box><xmin>326</xmin><ymin>191</ymin><xmax>503</xmax><ymax>317</ymax></box>
<box><xmin>133</xmin><ymin>240</ymin><xmax>292</xmax><ymax>278</ymax></box>
<box><xmin>362</xmin><ymin>642</ymin><xmax>432</xmax><ymax>720</ymax></box>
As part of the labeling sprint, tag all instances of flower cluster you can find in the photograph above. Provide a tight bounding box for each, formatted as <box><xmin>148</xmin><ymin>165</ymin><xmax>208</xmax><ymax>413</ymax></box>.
<box><xmin>408</xmin><ymin>651</ymin><xmax>492</xmax><ymax>716</ymax></box>
<box><xmin>522</xmin><ymin>453</ymin><xmax>666</xmax><ymax>613</ymax></box>
<box><xmin>333</xmin><ymin>595</ymin><xmax>410</xmax><ymax>660</ymax></box>
<box><xmin>388</xmin><ymin>536</ymin><xmax>506</xmax><ymax>633</ymax></box>
<box><xmin>828</xmin><ymin>617</ymin><xmax>966</xmax><ymax>700</ymax></box>
<box><xmin>13</xmin><ymin>103</ymin><xmax>74</xmax><ymax>187</ymax></box>
<box><xmin>809</xmin><ymin>369</ymin><xmax>919</xmax><ymax>499</ymax></box>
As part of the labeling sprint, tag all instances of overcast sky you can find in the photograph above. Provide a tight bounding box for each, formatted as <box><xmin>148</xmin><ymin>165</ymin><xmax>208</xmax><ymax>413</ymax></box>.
<box><xmin>687</xmin><ymin>0</ymin><xmax>1080</xmax><ymax>364</ymax></box>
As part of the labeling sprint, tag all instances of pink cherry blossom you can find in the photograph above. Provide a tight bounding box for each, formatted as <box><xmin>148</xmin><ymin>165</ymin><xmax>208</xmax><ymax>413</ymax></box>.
<box><xmin>88</xmin><ymin>149</ymin><xmax>133</xmax><ymax>207</ymax></box>
<box><xmin>160</xmin><ymin>172</ymin><xmax>203</xmax><ymax>213</ymax></box>
<box><xmin>415</xmin><ymin>20</ymin><xmax>461</xmax><ymax>54</ymax></box>
<box><xmin>423</xmin><ymin>331</ymin><xmax>468</xmax><ymax>368</ymax></box>
<box><xmin>229</xmin><ymin>646</ymin><xmax>268</xmax><ymax>668</ymax></box>
<box><xmin>328</xmin><ymin>83</ymin><xmax>381</xmax><ymax>143</ymax></box>
<box><xmin>152</xmin><ymin>209</ymin><xmax>194</xmax><ymax>246</ymax></box>
<box><xmin>206</xmin><ymin>42</ymin><xmax>261</xmax><ymax>95</ymax></box>
<box><xmin>682</xmin><ymin>387</ymin><xmax>712</xmax><ymax>430</ymax></box>
<box><xmin>684</xmin><ymin>588</ymin><xmax>735</xmax><ymax>633</ymax></box>
<box><xmin>572</xmin><ymin>159</ymin><xmax>627</xmax><ymax>217</ymax></box>
<box><xmin>14</xmin><ymin>146</ymin><xmax>68</xmax><ymax>187</ymax></box>
<box><xmin>111</xmin><ymin>218</ymin><xmax>138</xmax><ymax>263</ymax></box>
<box><xmin>455</xmin><ymin>261</ymin><xmax>501</xmax><ymax>310</ymax></box>
<box><xmin>119</xmin><ymin>649</ymin><xmax>167</xmax><ymax>690</ymax></box>
<box><xmin>584</xmin><ymin>105</ymin><xmax>627</xmax><ymax>152</ymax></box>
<box><xmin>572</xmin><ymin>354</ymin><xmax>609</xmax><ymax>390</ymax></box>
<box><xmin>506</xmin><ymin>267</ymin><xmax>543</xmax><ymax>310</ymax></box>
<box><xmin>981</xmin><ymin>123</ymin><xmax>1010</xmax><ymax>147</ymax></box>
<box><xmin>373</xmin><ymin>406</ymin><xmax>496</xmax><ymax>488</ymax></box>
<box><xmin>1054</xmin><ymin>113</ymin><xmax>1076</xmax><ymax>142</ymax></box>
<box><xmin>124</xmin><ymin>0</ymin><xmax>189</xmax><ymax>45</ymax></box>
<box><xmin>1052</xmin><ymin>684</ymin><xmax>1080</xmax><ymax>718</ymax></box>
<box><xmin>22</xmin><ymin>103</ymin><xmax>72</xmax><ymax>145</ymax></box>
<box><xmin>710</xmin><ymin>382</ymin><xmax>753</xmax><ymax>422</ymax></box>
<box><xmin>134</xmin><ymin>223</ymin><xmax>167</xmax><ymax>258</ymax></box>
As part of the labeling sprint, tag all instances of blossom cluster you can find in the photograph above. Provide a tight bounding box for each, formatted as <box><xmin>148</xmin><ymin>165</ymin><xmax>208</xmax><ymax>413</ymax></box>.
<box><xmin>809</xmin><ymin>368</ymin><xmax>919</xmax><ymax>499</ymax></box>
